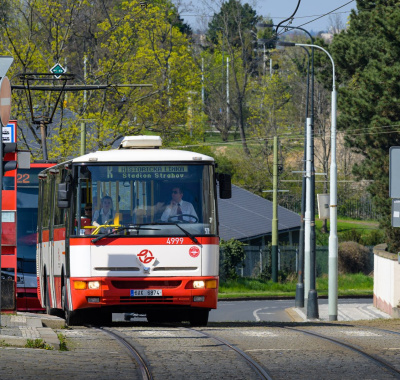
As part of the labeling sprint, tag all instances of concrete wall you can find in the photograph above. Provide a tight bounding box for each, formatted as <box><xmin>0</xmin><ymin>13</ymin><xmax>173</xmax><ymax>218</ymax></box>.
<box><xmin>373</xmin><ymin>244</ymin><xmax>400</xmax><ymax>317</ymax></box>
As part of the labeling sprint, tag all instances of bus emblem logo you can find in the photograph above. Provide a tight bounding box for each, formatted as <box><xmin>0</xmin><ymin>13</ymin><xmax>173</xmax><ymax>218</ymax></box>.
<box><xmin>137</xmin><ymin>249</ymin><xmax>155</xmax><ymax>264</ymax></box>
<box><xmin>189</xmin><ymin>246</ymin><xmax>200</xmax><ymax>258</ymax></box>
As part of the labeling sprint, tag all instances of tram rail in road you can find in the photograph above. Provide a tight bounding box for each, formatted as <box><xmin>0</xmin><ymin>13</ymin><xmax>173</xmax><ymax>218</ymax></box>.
<box><xmin>95</xmin><ymin>326</ymin><xmax>153</xmax><ymax>380</ymax></box>
<box><xmin>93</xmin><ymin>324</ymin><xmax>276</xmax><ymax>380</ymax></box>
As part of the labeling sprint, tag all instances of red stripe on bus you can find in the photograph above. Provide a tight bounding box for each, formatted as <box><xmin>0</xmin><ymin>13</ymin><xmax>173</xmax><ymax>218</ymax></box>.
<box><xmin>69</xmin><ymin>236</ymin><xmax>219</xmax><ymax>245</ymax></box>
<box><xmin>53</xmin><ymin>228</ymin><xmax>66</xmax><ymax>240</ymax></box>
<box><xmin>42</xmin><ymin>230</ymin><xmax>50</xmax><ymax>242</ymax></box>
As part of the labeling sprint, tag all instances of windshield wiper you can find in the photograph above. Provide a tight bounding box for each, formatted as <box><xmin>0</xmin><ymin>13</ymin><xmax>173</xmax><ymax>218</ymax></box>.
<box><xmin>155</xmin><ymin>222</ymin><xmax>202</xmax><ymax>246</ymax></box>
<box><xmin>91</xmin><ymin>224</ymin><xmax>159</xmax><ymax>244</ymax></box>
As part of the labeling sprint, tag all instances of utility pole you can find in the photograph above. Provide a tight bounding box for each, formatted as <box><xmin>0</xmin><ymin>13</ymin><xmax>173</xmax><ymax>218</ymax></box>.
<box><xmin>80</xmin><ymin>55</ymin><xmax>87</xmax><ymax>156</ymax></box>
<box><xmin>271</xmin><ymin>136</ymin><xmax>279</xmax><ymax>282</ymax></box>
<box><xmin>304</xmin><ymin>117</ymin><xmax>312</xmax><ymax>306</ymax></box>
<box><xmin>226</xmin><ymin>57</ymin><xmax>229</xmax><ymax>130</ymax></box>
<box><xmin>263</xmin><ymin>136</ymin><xmax>288</xmax><ymax>282</ymax></box>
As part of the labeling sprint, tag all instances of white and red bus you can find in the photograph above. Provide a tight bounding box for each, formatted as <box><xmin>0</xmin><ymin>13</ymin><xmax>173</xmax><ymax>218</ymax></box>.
<box><xmin>37</xmin><ymin>136</ymin><xmax>231</xmax><ymax>326</ymax></box>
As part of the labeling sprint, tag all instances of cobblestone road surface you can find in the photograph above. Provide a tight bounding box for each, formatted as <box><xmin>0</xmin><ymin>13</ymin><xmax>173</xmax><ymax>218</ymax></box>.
<box><xmin>1</xmin><ymin>320</ymin><xmax>399</xmax><ymax>379</ymax></box>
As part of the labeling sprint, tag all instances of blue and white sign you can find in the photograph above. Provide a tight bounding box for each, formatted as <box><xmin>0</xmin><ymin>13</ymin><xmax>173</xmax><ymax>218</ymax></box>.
<box><xmin>2</xmin><ymin>122</ymin><xmax>15</xmax><ymax>143</ymax></box>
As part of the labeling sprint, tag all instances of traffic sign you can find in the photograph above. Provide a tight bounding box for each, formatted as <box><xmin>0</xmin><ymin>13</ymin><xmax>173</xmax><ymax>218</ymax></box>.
<box><xmin>50</xmin><ymin>63</ymin><xmax>66</xmax><ymax>78</ymax></box>
<box><xmin>0</xmin><ymin>56</ymin><xmax>13</xmax><ymax>79</ymax></box>
<box><xmin>2</xmin><ymin>121</ymin><xmax>15</xmax><ymax>143</ymax></box>
<box><xmin>390</xmin><ymin>147</ymin><xmax>400</xmax><ymax>198</ymax></box>
<box><xmin>0</xmin><ymin>77</ymin><xmax>11</xmax><ymax>127</ymax></box>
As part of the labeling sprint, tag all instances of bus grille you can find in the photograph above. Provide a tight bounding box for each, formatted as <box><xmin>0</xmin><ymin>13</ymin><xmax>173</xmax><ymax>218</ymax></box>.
<box><xmin>111</xmin><ymin>280</ymin><xmax>181</xmax><ymax>289</ymax></box>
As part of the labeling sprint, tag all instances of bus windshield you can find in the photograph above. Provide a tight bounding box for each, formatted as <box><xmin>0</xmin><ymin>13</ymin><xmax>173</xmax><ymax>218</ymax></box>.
<box><xmin>73</xmin><ymin>163</ymin><xmax>217</xmax><ymax>237</ymax></box>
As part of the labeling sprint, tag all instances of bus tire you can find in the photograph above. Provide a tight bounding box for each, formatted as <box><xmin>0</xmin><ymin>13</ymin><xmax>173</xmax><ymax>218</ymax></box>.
<box><xmin>44</xmin><ymin>277</ymin><xmax>51</xmax><ymax>315</ymax></box>
<box><xmin>97</xmin><ymin>311</ymin><xmax>112</xmax><ymax>326</ymax></box>
<box><xmin>146</xmin><ymin>311</ymin><xmax>160</xmax><ymax>323</ymax></box>
<box><xmin>65</xmin><ymin>310</ymin><xmax>82</xmax><ymax>326</ymax></box>
<box><xmin>189</xmin><ymin>309</ymin><xmax>209</xmax><ymax>327</ymax></box>
<box><xmin>62</xmin><ymin>285</ymin><xmax>67</xmax><ymax>311</ymax></box>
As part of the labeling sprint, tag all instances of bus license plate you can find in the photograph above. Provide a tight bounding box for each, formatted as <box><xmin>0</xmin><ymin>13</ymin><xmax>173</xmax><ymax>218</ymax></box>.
<box><xmin>130</xmin><ymin>289</ymin><xmax>162</xmax><ymax>297</ymax></box>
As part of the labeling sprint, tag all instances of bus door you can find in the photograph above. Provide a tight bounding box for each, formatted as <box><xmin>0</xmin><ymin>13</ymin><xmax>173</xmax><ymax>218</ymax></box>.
<box><xmin>49</xmin><ymin>172</ymin><xmax>58</xmax><ymax>306</ymax></box>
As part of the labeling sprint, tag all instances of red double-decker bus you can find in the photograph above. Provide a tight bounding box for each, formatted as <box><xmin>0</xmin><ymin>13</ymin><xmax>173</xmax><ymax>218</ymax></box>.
<box><xmin>16</xmin><ymin>162</ymin><xmax>55</xmax><ymax>311</ymax></box>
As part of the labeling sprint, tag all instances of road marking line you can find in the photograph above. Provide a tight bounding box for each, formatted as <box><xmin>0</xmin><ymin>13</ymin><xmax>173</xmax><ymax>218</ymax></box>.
<box><xmin>246</xmin><ymin>349</ymin><xmax>299</xmax><ymax>351</ymax></box>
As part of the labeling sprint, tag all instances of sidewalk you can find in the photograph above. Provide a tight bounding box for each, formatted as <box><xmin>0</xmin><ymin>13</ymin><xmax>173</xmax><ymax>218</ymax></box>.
<box><xmin>287</xmin><ymin>302</ymin><xmax>392</xmax><ymax>322</ymax></box>
<box><xmin>0</xmin><ymin>313</ymin><xmax>65</xmax><ymax>349</ymax></box>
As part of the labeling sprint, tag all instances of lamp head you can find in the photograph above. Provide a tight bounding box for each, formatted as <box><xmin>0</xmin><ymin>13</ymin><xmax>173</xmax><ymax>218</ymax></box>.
<box><xmin>257</xmin><ymin>23</ymin><xmax>275</xmax><ymax>28</ymax></box>
<box><xmin>277</xmin><ymin>41</ymin><xmax>296</xmax><ymax>47</ymax></box>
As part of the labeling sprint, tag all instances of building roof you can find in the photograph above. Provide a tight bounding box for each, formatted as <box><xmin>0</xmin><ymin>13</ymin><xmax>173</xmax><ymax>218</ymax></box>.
<box><xmin>218</xmin><ymin>185</ymin><xmax>301</xmax><ymax>241</ymax></box>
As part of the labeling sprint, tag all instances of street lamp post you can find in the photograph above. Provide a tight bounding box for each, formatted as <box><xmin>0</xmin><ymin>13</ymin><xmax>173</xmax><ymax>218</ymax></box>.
<box><xmin>257</xmin><ymin>23</ymin><xmax>315</xmax><ymax>310</ymax></box>
<box><xmin>279</xmin><ymin>41</ymin><xmax>338</xmax><ymax>321</ymax></box>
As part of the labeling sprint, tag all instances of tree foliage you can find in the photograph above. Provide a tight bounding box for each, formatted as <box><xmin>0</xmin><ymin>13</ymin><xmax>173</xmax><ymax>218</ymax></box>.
<box><xmin>206</xmin><ymin>0</ymin><xmax>258</xmax><ymax>47</ymax></box>
<box><xmin>204</xmin><ymin>0</ymin><xmax>261</xmax><ymax>156</ymax></box>
<box><xmin>220</xmin><ymin>238</ymin><xmax>246</xmax><ymax>280</ymax></box>
<box><xmin>330</xmin><ymin>0</ymin><xmax>400</xmax><ymax>250</ymax></box>
<box><xmin>0</xmin><ymin>0</ymin><xmax>201</xmax><ymax>160</ymax></box>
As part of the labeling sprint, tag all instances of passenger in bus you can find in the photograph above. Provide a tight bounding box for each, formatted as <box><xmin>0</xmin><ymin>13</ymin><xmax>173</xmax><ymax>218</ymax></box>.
<box><xmin>161</xmin><ymin>186</ymin><xmax>198</xmax><ymax>222</ymax></box>
<box><xmin>92</xmin><ymin>196</ymin><xmax>114</xmax><ymax>226</ymax></box>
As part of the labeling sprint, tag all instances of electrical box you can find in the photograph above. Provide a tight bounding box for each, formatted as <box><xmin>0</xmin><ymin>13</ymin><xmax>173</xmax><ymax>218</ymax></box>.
<box><xmin>17</xmin><ymin>151</ymin><xmax>31</xmax><ymax>170</ymax></box>
<box><xmin>317</xmin><ymin>194</ymin><xmax>330</xmax><ymax>219</ymax></box>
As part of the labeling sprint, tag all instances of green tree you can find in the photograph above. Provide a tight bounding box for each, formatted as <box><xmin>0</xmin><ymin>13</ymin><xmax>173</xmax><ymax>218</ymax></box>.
<box><xmin>220</xmin><ymin>238</ymin><xmax>246</xmax><ymax>280</ymax></box>
<box><xmin>205</xmin><ymin>0</ymin><xmax>260</xmax><ymax>156</ymax></box>
<box><xmin>207</xmin><ymin>0</ymin><xmax>258</xmax><ymax>47</ymax></box>
<box><xmin>0</xmin><ymin>0</ymin><xmax>202</xmax><ymax>159</ymax></box>
<box><xmin>330</xmin><ymin>0</ymin><xmax>400</xmax><ymax>250</ymax></box>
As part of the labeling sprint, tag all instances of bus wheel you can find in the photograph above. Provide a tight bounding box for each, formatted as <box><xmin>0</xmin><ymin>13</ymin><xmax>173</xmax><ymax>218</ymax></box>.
<box><xmin>146</xmin><ymin>311</ymin><xmax>160</xmax><ymax>323</ymax></box>
<box><xmin>45</xmin><ymin>280</ymin><xmax>51</xmax><ymax>315</ymax></box>
<box><xmin>88</xmin><ymin>310</ymin><xmax>112</xmax><ymax>326</ymax></box>
<box><xmin>65</xmin><ymin>310</ymin><xmax>82</xmax><ymax>326</ymax></box>
<box><xmin>61</xmin><ymin>286</ymin><xmax>67</xmax><ymax>311</ymax></box>
<box><xmin>189</xmin><ymin>309</ymin><xmax>209</xmax><ymax>327</ymax></box>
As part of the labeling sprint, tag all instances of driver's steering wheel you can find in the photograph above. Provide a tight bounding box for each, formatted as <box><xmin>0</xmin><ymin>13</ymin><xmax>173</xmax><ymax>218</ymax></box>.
<box><xmin>168</xmin><ymin>214</ymin><xmax>199</xmax><ymax>223</ymax></box>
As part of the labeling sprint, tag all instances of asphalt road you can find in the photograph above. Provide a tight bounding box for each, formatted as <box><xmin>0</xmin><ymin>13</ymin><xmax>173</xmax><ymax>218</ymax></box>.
<box><xmin>210</xmin><ymin>299</ymin><xmax>294</xmax><ymax>322</ymax></box>
<box><xmin>114</xmin><ymin>298</ymin><xmax>374</xmax><ymax>323</ymax></box>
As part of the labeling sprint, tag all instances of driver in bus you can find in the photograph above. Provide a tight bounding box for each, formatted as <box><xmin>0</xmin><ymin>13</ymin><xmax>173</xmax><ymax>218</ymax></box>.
<box><xmin>92</xmin><ymin>196</ymin><xmax>114</xmax><ymax>227</ymax></box>
<box><xmin>161</xmin><ymin>186</ymin><xmax>198</xmax><ymax>222</ymax></box>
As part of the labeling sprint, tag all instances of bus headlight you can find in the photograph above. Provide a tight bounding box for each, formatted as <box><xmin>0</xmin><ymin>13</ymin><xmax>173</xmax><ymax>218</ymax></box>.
<box><xmin>88</xmin><ymin>281</ymin><xmax>100</xmax><ymax>289</ymax></box>
<box><xmin>193</xmin><ymin>280</ymin><xmax>205</xmax><ymax>289</ymax></box>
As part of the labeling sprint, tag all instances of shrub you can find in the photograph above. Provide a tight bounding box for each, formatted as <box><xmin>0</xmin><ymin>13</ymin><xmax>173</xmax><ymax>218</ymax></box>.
<box><xmin>360</xmin><ymin>229</ymin><xmax>385</xmax><ymax>246</ymax></box>
<box><xmin>220</xmin><ymin>239</ymin><xmax>246</xmax><ymax>281</ymax></box>
<box><xmin>339</xmin><ymin>229</ymin><xmax>362</xmax><ymax>243</ymax></box>
<box><xmin>338</xmin><ymin>241</ymin><xmax>370</xmax><ymax>274</ymax></box>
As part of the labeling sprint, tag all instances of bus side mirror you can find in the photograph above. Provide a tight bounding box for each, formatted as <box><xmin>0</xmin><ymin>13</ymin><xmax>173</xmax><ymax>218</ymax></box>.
<box><xmin>218</xmin><ymin>174</ymin><xmax>232</xmax><ymax>199</ymax></box>
<box><xmin>57</xmin><ymin>182</ymin><xmax>71</xmax><ymax>208</ymax></box>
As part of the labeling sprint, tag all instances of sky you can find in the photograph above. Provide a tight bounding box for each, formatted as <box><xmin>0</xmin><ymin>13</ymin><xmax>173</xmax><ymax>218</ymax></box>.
<box><xmin>175</xmin><ymin>0</ymin><xmax>357</xmax><ymax>34</ymax></box>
